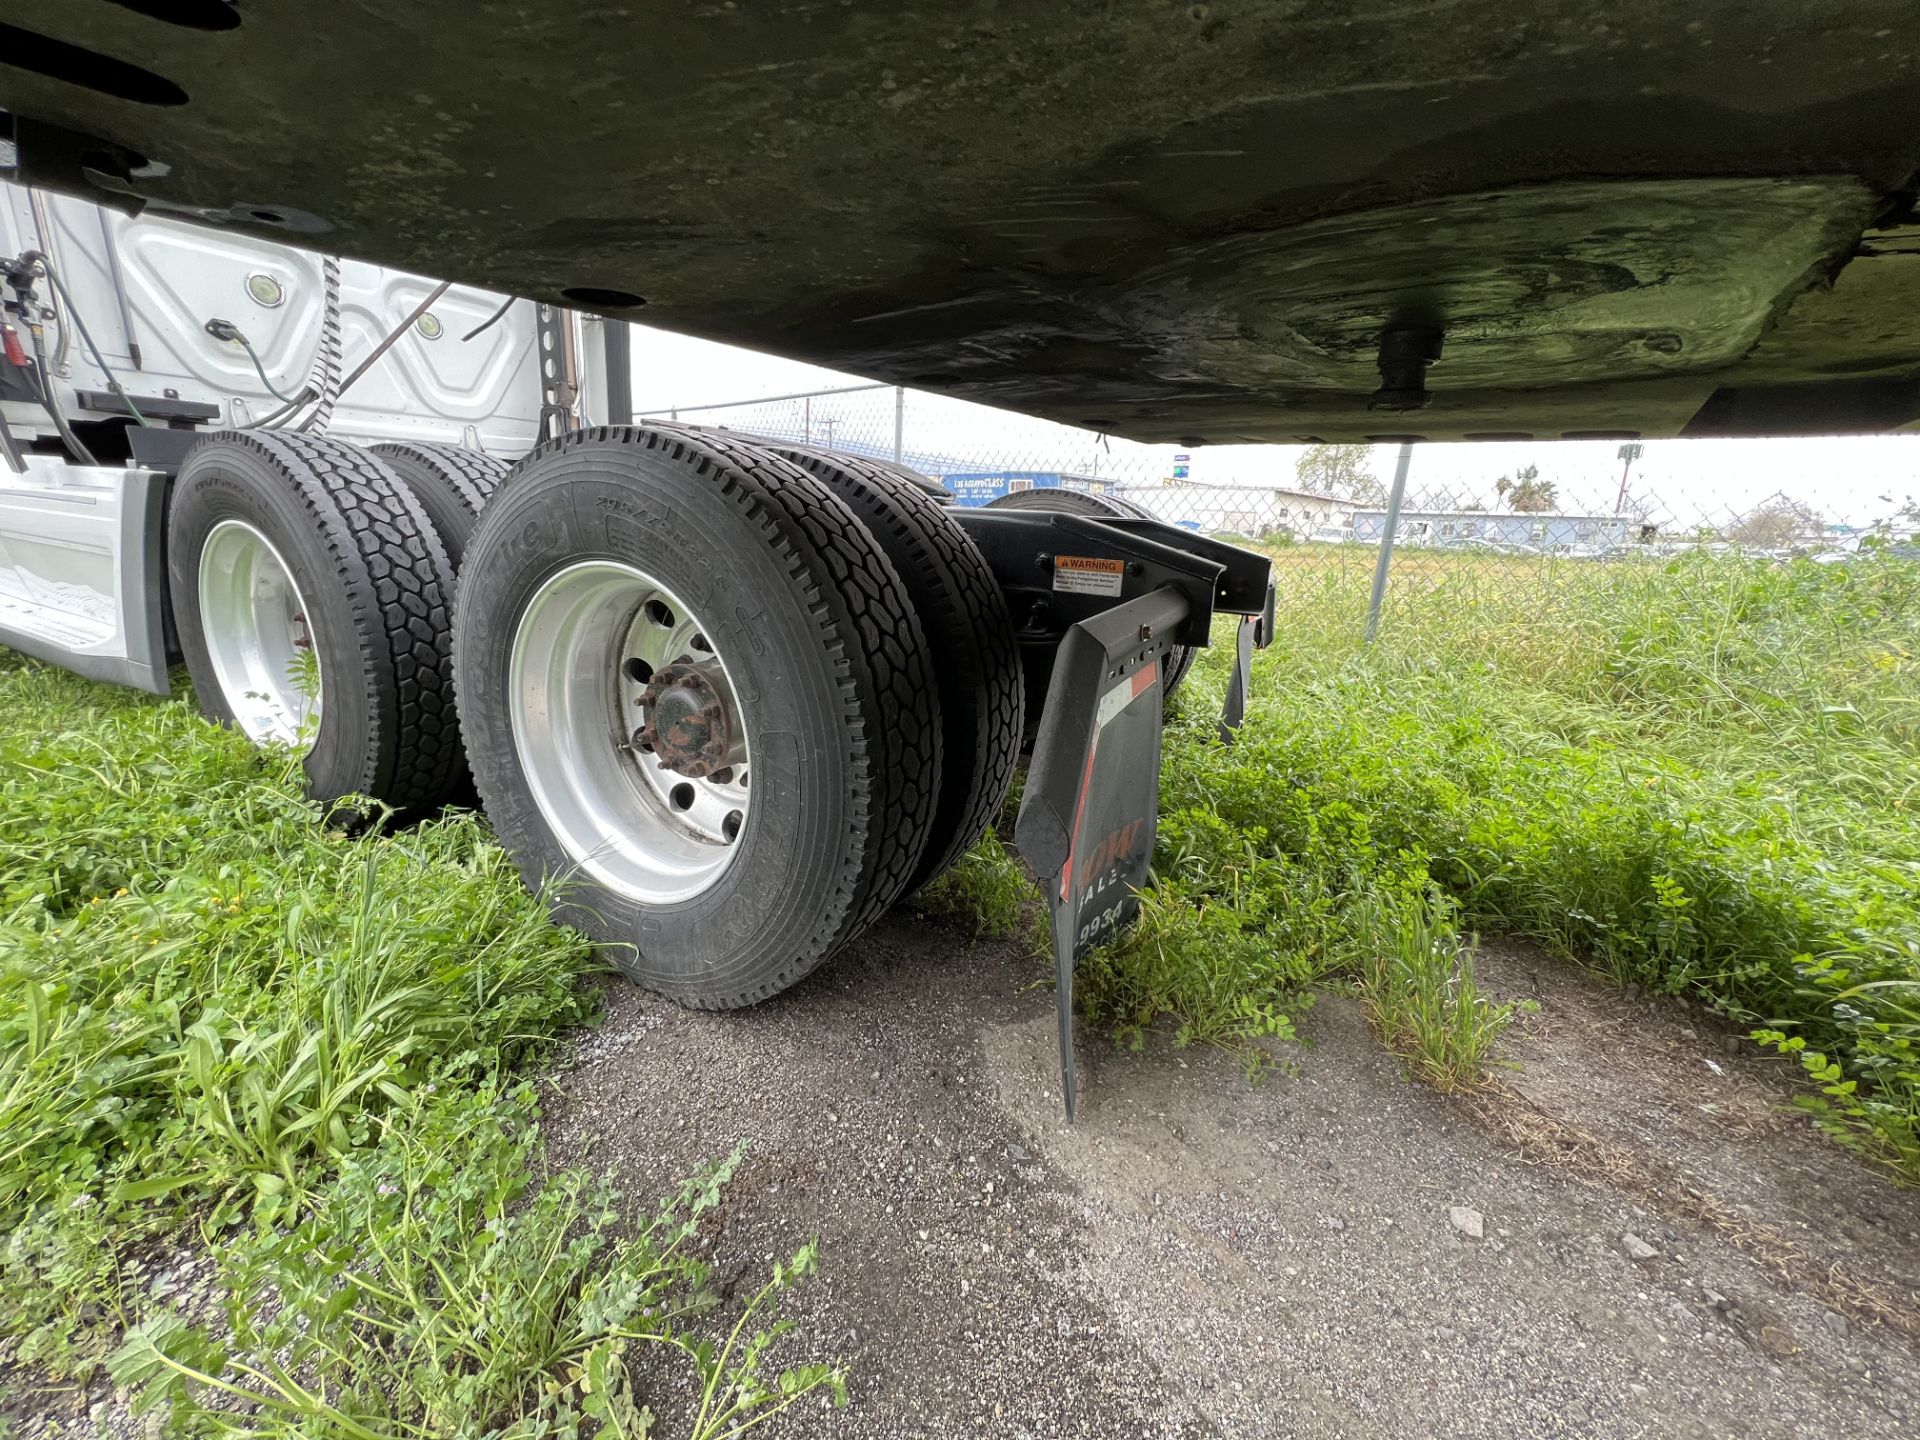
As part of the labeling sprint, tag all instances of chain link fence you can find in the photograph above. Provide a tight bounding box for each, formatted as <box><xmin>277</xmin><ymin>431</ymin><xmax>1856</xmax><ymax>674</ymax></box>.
<box><xmin>641</xmin><ymin>383</ymin><xmax>1920</xmax><ymax>644</ymax></box>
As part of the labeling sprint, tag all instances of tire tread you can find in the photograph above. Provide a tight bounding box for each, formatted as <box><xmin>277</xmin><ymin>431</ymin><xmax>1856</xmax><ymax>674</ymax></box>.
<box><xmin>765</xmin><ymin>441</ymin><xmax>1022</xmax><ymax>889</ymax></box>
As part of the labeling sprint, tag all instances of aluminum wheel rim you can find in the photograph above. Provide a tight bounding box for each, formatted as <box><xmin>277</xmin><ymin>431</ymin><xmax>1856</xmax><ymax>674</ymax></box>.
<box><xmin>509</xmin><ymin>560</ymin><xmax>751</xmax><ymax>904</ymax></box>
<box><xmin>197</xmin><ymin>519</ymin><xmax>322</xmax><ymax>746</ymax></box>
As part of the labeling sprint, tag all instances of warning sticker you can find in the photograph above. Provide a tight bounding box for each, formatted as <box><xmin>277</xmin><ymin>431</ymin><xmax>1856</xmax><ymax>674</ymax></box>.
<box><xmin>1051</xmin><ymin>555</ymin><xmax>1126</xmax><ymax>597</ymax></box>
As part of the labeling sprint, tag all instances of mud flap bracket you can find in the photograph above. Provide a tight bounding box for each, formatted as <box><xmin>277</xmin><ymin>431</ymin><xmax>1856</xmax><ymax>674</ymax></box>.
<box><xmin>1218</xmin><ymin>576</ymin><xmax>1277</xmax><ymax>742</ymax></box>
<box><xmin>1014</xmin><ymin>585</ymin><xmax>1190</xmax><ymax>1121</ymax></box>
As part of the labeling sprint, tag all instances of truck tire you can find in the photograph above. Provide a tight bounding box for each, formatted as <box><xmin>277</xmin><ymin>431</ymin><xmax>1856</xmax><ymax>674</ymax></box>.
<box><xmin>368</xmin><ymin>440</ymin><xmax>509</xmax><ymax>568</ymax></box>
<box><xmin>454</xmin><ymin>425</ymin><xmax>941</xmax><ymax>1008</ymax></box>
<box><xmin>983</xmin><ymin>486</ymin><xmax>1198</xmax><ymax>707</ymax></box>
<box><xmin>169</xmin><ymin>431</ymin><xmax>463</xmax><ymax>813</ymax></box>
<box><xmin>760</xmin><ymin>440</ymin><xmax>1023</xmax><ymax>890</ymax></box>
<box><xmin>864</xmin><ymin>455</ymin><xmax>953</xmax><ymax>503</ymax></box>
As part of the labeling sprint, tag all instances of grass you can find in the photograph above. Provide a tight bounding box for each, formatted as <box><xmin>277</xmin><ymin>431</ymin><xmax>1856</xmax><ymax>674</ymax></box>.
<box><xmin>4</xmin><ymin>536</ymin><xmax>1916</xmax><ymax>1430</ymax></box>
<box><xmin>0</xmin><ymin>654</ymin><xmax>841</xmax><ymax>1433</ymax></box>
<box><xmin>1082</xmin><ymin>546</ymin><xmax>1920</xmax><ymax>1177</ymax></box>
<box><xmin>910</xmin><ymin>829</ymin><xmax>1037</xmax><ymax>943</ymax></box>
<box><xmin>1344</xmin><ymin>888</ymin><xmax>1518</xmax><ymax>1093</ymax></box>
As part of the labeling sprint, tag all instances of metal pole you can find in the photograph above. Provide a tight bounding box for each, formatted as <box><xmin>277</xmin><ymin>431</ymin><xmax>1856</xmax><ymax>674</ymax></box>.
<box><xmin>1365</xmin><ymin>440</ymin><xmax>1415</xmax><ymax>643</ymax></box>
<box><xmin>602</xmin><ymin>319</ymin><xmax>632</xmax><ymax>425</ymax></box>
<box><xmin>804</xmin><ymin>395</ymin><xmax>811</xmax><ymax>446</ymax></box>
<box><xmin>893</xmin><ymin>386</ymin><xmax>905</xmax><ymax>462</ymax></box>
<box><xmin>95</xmin><ymin>209</ymin><xmax>142</xmax><ymax>370</ymax></box>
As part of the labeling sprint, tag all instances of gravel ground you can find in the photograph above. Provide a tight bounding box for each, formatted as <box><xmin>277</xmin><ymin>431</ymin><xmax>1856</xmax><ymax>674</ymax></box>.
<box><xmin>547</xmin><ymin>916</ymin><xmax>1920</xmax><ymax>1440</ymax></box>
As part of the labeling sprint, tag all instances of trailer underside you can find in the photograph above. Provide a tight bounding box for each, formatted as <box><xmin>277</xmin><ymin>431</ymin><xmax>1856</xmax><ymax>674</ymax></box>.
<box><xmin>3</xmin><ymin>1</ymin><xmax>1918</xmax><ymax>446</ymax></box>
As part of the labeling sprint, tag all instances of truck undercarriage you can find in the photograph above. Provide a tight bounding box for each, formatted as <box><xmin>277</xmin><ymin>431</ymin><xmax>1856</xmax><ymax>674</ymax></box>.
<box><xmin>0</xmin><ymin>178</ymin><xmax>1275</xmax><ymax>1113</ymax></box>
<box><xmin>3</xmin><ymin>1</ymin><xmax>1917</xmax><ymax>443</ymax></box>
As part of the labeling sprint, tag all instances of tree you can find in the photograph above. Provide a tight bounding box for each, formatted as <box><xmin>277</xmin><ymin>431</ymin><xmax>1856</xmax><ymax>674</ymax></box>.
<box><xmin>1497</xmin><ymin>464</ymin><xmax>1558</xmax><ymax>513</ymax></box>
<box><xmin>1297</xmin><ymin>444</ymin><xmax>1384</xmax><ymax>505</ymax></box>
<box><xmin>1728</xmin><ymin>494</ymin><xmax>1821</xmax><ymax>549</ymax></box>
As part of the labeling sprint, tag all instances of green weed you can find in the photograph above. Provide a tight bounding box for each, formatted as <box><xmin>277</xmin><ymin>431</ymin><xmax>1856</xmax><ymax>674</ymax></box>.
<box><xmin>912</xmin><ymin>827</ymin><xmax>1041</xmax><ymax>944</ymax></box>
<box><xmin>0</xmin><ymin>654</ymin><xmax>842</xmax><ymax>1427</ymax></box>
<box><xmin>1092</xmin><ymin>549</ymin><xmax>1920</xmax><ymax>1174</ymax></box>
<box><xmin>1345</xmin><ymin>884</ymin><xmax>1518</xmax><ymax>1092</ymax></box>
<box><xmin>109</xmin><ymin>1085</ymin><xmax>842</xmax><ymax>1439</ymax></box>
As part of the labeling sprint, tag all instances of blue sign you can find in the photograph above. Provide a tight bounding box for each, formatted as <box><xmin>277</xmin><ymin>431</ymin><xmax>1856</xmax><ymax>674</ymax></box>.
<box><xmin>1172</xmin><ymin>452</ymin><xmax>1190</xmax><ymax>481</ymax></box>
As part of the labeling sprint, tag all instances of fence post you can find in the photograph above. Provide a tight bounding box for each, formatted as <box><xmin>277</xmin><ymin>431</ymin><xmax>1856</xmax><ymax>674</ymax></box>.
<box><xmin>1364</xmin><ymin>440</ymin><xmax>1415</xmax><ymax>643</ymax></box>
<box><xmin>893</xmin><ymin>387</ymin><xmax>905</xmax><ymax>462</ymax></box>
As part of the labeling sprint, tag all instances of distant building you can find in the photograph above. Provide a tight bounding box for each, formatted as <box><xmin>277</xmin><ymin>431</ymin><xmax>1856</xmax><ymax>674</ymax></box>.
<box><xmin>1350</xmin><ymin>509</ymin><xmax>1634</xmax><ymax>552</ymax></box>
<box><xmin>1114</xmin><ymin>485</ymin><xmax>1352</xmax><ymax>538</ymax></box>
<box><xmin>936</xmin><ymin>471</ymin><xmax>1118</xmax><ymax>507</ymax></box>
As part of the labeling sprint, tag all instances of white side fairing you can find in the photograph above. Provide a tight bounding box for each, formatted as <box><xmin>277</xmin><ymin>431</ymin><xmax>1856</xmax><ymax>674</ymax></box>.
<box><xmin>0</xmin><ymin>455</ymin><xmax>169</xmax><ymax>693</ymax></box>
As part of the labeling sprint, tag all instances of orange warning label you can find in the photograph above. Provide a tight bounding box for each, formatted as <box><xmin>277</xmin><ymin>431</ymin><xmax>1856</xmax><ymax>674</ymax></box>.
<box><xmin>1052</xmin><ymin>555</ymin><xmax>1126</xmax><ymax>597</ymax></box>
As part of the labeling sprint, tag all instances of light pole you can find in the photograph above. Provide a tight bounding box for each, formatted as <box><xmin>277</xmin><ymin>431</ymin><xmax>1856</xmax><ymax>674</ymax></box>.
<box><xmin>1614</xmin><ymin>442</ymin><xmax>1644</xmax><ymax>515</ymax></box>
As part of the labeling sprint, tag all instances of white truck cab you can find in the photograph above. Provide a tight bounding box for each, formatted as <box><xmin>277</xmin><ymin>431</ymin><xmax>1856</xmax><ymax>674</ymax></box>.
<box><xmin>0</xmin><ymin>178</ymin><xmax>609</xmax><ymax>692</ymax></box>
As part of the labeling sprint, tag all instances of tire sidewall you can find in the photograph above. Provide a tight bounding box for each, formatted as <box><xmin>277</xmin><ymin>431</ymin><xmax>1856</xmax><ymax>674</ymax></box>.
<box><xmin>456</xmin><ymin>444</ymin><xmax>867</xmax><ymax>1000</ymax></box>
<box><xmin>170</xmin><ymin>446</ymin><xmax>380</xmax><ymax>800</ymax></box>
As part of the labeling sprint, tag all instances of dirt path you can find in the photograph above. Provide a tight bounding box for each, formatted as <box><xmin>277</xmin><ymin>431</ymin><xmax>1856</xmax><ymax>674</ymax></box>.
<box><xmin>549</xmin><ymin>916</ymin><xmax>1920</xmax><ymax>1440</ymax></box>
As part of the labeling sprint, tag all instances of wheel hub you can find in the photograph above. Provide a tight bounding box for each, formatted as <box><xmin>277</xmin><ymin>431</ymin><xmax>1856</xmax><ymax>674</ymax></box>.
<box><xmin>507</xmin><ymin>561</ymin><xmax>751</xmax><ymax>905</ymax></box>
<box><xmin>638</xmin><ymin>662</ymin><xmax>735</xmax><ymax>777</ymax></box>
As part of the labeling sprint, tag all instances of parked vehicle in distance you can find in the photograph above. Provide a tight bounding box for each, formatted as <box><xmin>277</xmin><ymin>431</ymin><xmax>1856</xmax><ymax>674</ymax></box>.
<box><xmin>1814</xmin><ymin>541</ymin><xmax>1920</xmax><ymax>564</ymax></box>
<box><xmin>1437</xmin><ymin>536</ymin><xmax>1525</xmax><ymax>556</ymax></box>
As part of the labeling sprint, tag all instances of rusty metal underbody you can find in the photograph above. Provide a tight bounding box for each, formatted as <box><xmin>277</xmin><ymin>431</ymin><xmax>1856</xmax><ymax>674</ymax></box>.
<box><xmin>3</xmin><ymin>1</ymin><xmax>1918</xmax><ymax>445</ymax></box>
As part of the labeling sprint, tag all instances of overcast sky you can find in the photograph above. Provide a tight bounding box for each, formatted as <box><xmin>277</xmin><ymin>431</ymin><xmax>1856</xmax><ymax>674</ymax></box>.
<box><xmin>627</xmin><ymin>325</ymin><xmax>1920</xmax><ymax>531</ymax></box>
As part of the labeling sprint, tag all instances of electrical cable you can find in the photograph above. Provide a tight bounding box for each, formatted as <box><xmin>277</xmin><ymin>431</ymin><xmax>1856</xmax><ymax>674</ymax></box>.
<box><xmin>254</xmin><ymin>385</ymin><xmax>317</xmax><ymax>428</ymax></box>
<box><xmin>239</xmin><ymin>335</ymin><xmax>302</xmax><ymax>404</ymax></box>
<box><xmin>460</xmin><ymin>293</ymin><xmax>518</xmax><ymax>343</ymax></box>
<box><xmin>21</xmin><ymin>317</ymin><xmax>95</xmax><ymax>465</ymax></box>
<box><xmin>256</xmin><ymin>256</ymin><xmax>342</xmax><ymax>431</ymax></box>
<box><xmin>206</xmin><ymin>317</ymin><xmax>302</xmax><ymax>405</ymax></box>
<box><xmin>24</xmin><ymin>191</ymin><xmax>71</xmax><ymax>377</ymax></box>
<box><xmin>29</xmin><ymin>251</ymin><xmax>150</xmax><ymax>426</ymax></box>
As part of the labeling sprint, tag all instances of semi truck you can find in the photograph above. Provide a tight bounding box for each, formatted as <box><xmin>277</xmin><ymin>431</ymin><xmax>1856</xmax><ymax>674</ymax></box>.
<box><xmin>0</xmin><ymin>176</ymin><xmax>1271</xmax><ymax>1115</ymax></box>
<box><xmin>2</xmin><ymin>2</ymin><xmax>1916</xmax><ymax>1109</ymax></box>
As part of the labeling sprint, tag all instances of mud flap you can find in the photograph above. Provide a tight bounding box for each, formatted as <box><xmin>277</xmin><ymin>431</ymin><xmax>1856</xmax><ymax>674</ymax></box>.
<box><xmin>1015</xmin><ymin>586</ymin><xmax>1190</xmax><ymax>1121</ymax></box>
<box><xmin>1217</xmin><ymin>576</ymin><xmax>1276</xmax><ymax>743</ymax></box>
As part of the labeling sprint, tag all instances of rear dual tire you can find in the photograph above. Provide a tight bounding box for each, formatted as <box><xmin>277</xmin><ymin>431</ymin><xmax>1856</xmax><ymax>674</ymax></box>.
<box><xmin>369</xmin><ymin>440</ymin><xmax>509</xmax><ymax>568</ymax></box>
<box><xmin>762</xmin><ymin>441</ymin><xmax>1023</xmax><ymax>893</ymax></box>
<box><xmin>454</xmin><ymin>426</ymin><xmax>945</xmax><ymax>1007</ymax></box>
